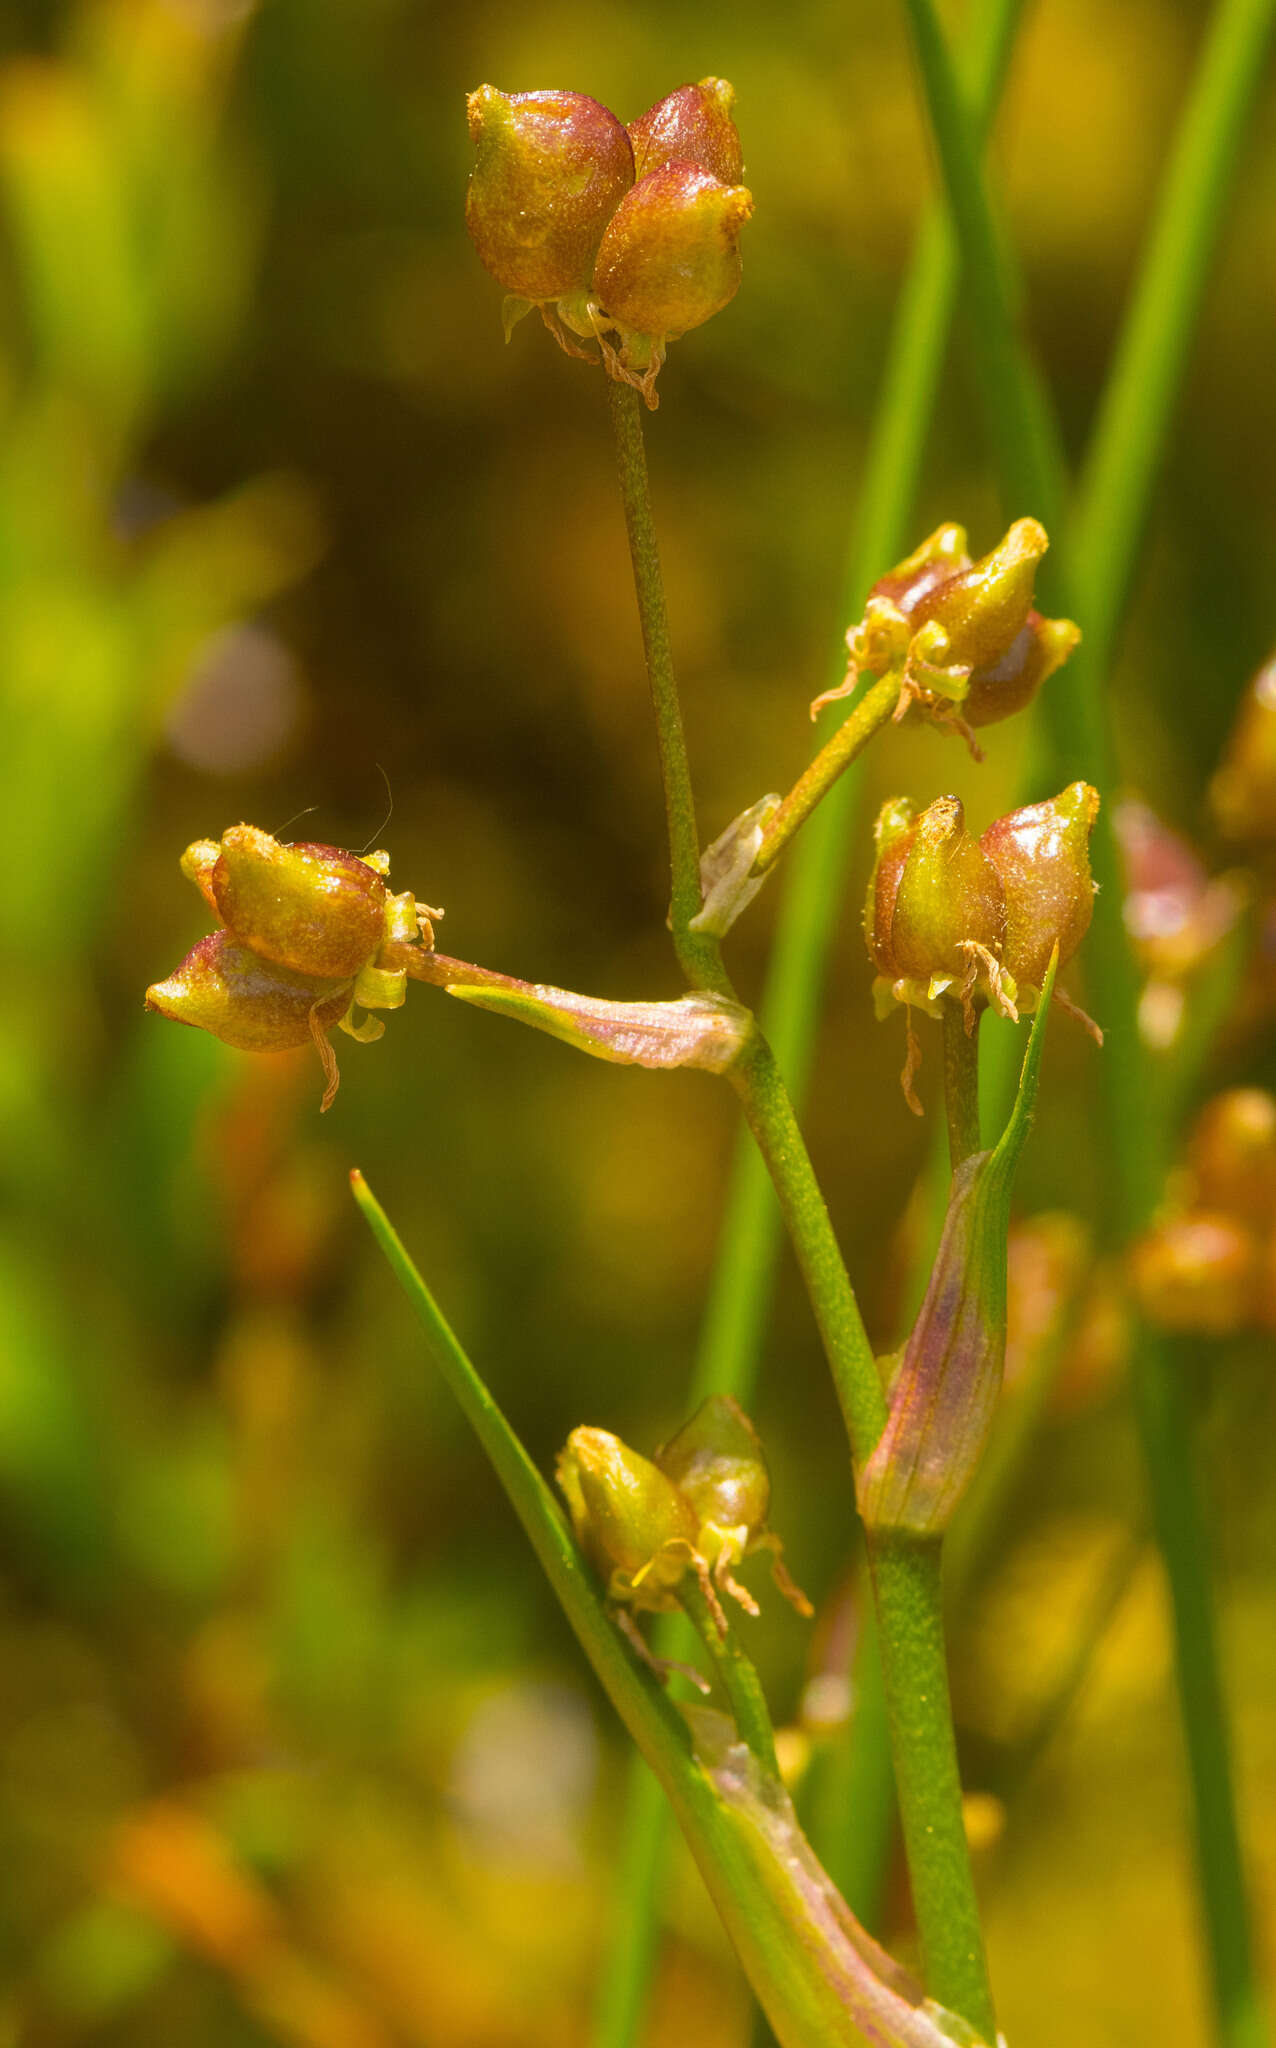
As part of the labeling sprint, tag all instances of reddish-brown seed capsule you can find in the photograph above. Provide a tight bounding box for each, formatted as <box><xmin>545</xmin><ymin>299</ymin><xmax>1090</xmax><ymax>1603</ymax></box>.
<box><xmin>628</xmin><ymin>77</ymin><xmax>744</xmax><ymax>184</ymax></box>
<box><xmin>465</xmin><ymin>85</ymin><xmax>634</xmax><ymax>301</ymax></box>
<box><xmin>144</xmin><ymin>932</ymin><xmax>352</xmax><ymax>1053</ymax></box>
<box><xmin>980</xmin><ymin>781</ymin><xmax>1099</xmax><ymax>992</ymax></box>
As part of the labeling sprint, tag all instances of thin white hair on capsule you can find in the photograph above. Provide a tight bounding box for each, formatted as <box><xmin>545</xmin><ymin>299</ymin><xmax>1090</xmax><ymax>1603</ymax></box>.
<box><xmin>353</xmin><ymin>764</ymin><xmax>394</xmax><ymax>855</ymax></box>
<box><xmin>271</xmin><ymin>802</ymin><xmax>320</xmax><ymax>845</ymax></box>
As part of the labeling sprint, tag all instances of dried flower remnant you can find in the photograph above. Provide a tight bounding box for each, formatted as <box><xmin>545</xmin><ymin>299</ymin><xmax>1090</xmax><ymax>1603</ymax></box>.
<box><xmin>813</xmin><ymin>519</ymin><xmax>1079</xmax><ymax>753</ymax></box>
<box><xmin>146</xmin><ymin>825</ymin><xmax>440</xmax><ymax>1111</ymax></box>
<box><xmin>864</xmin><ymin>783</ymin><xmax>1100</xmax><ymax>1110</ymax></box>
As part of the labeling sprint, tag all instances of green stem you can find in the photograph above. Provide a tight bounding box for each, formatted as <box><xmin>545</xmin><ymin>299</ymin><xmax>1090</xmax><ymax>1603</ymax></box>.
<box><xmin>728</xmin><ymin>1034</ymin><xmax>886</xmax><ymax>1463</ymax></box>
<box><xmin>752</xmin><ymin>671</ymin><xmax>903</xmax><ymax>877</ymax></box>
<box><xmin>941</xmin><ymin>1008</ymin><xmax>982</xmax><ymax>1171</ymax></box>
<box><xmin>600</xmin><ymin>12</ymin><xmax>1027</xmax><ymax>2021</ymax></box>
<box><xmin>606</xmin><ymin>377</ymin><xmax>725</xmax><ymax>992</ymax></box>
<box><xmin>680</xmin><ymin>1579</ymin><xmax>779</xmax><ymax>1777</ymax></box>
<box><xmin>692</xmin><ymin>0</ymin><xmax>1027</xmax><ymax>1409</ymax></box>
<box><xmin>865</xmin><ymin>1535</ymin><xmax>997</xmax><ymax>2038</ymax></box>
<box><xmin>729</xmin><ymin>1035</ymin><xmax>996</xmax><ymax>2036</ymax></box>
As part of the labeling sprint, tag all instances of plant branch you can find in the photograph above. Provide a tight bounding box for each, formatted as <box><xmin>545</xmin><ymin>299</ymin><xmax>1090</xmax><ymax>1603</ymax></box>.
<box><xmin>607</xmin><ymin>377</ymin><xmax>726</xmax><ymax>992</ymax></box>
<box><xmin>752</xmin><ymin>670</ymin><xmax>904</xmax><ymax>877</ymax></box>
<box><xmin>728</xmin><ymin>1034</ymin><xmax>887</xmax><ymax>1463</ymax></box>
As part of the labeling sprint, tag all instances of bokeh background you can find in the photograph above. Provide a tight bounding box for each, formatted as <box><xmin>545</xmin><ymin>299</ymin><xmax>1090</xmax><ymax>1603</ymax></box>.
<box><xmin>3</xmin><ymin>0</ymin><xmax>1275</xmax><ymax>2042</ymax></box>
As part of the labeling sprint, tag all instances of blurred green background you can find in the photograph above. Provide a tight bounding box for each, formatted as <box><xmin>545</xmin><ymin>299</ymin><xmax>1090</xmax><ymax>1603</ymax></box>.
<box><xmin>2</xmin><ymin>0</ymin><xmax>1274</xmax><ymax>2042</ymax></box>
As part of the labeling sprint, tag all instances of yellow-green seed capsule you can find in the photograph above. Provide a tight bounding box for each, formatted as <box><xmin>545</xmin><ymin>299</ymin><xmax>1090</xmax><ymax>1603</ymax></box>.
<box><xmin>209</xmin><ymin>825</ymin><xmax>389</xmax><ymax>981</ymax></box>
<box><xmin>888</xmin><ymin>795</ymin><xmax>1006</xmax><ymax>993</ymax></box>
<box><xmin>556</xmin><ymin>1426</ymin><xmax>699</xmax><ymax>1610</ymax></box>
<box><xmin>913</xmin><ymin>517</ymin><xmax>1049</xmax><ymax>672</ymax></box>
<box><xmin>592</xmin><ymin>161</ymin><xmax>752</xmax><ymax>341</ymax></box>
<box><xmin>465</xmin><ymin>86</ymin><xmax>634</xmax><ymax>303</ymax></box>
<box><xmin>863</xmin><ymin>797</ymin><xmax>917</xmax><ymax>982</ymax></box>
<box><xmin>656</xmin><ymin>1396</ymin><xmax>813</xmax><ymax>1618</ymax></box>
<box><xmin>1210</xmin><ymin>654</ymin><xmax>1276</xmax><ymax>845</ymax></box>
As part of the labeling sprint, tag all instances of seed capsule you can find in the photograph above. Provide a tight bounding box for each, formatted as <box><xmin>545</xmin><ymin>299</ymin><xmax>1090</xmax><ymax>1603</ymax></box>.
<box><xmin>465</xmin><ymin>86</ymin><xmax>634</xmax><ymax>302</ymax></box>
<box><xmin>592</xmin><ymin>161</ymin><xmax>753</xmax><ymax>341</ymax></box>
<box><xmin>656</xmin><ymin>1395</ymin><xmax>811</xmax><ymax>1618</ymax></box>
<box><xmin>912</xmin><ymin>517</ymin><xmax>1048</xmax><ymax>673</ymax></box>
<box><xmin>144</xmin><ymin>932</ymin><xmax>352</xmax><ymax>1053</ymax></box>
<box><xmin>556</xmin><ymin>1426</ymin><xmax>699</xmax><ymax>1610</ymax></box>
<box><xmin>207</xmin><ymin>825</ymin><xmax>388</xmax><ymax>981</ymax></box>
<box><xmin>1210</xmin><ymin>653</ymin><xmax>1276</xmax><ymax>845</ymax></box>
<box><xmin>980</xmin><ymin>781</ymin><xmax>1099</xmax><ymax>994</ymax></box>
<box><xmin>628</xmin><ymin>77</ymin><xmax>744</xmax><ymax>183</ymax></box>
